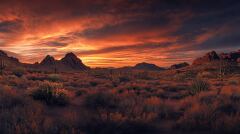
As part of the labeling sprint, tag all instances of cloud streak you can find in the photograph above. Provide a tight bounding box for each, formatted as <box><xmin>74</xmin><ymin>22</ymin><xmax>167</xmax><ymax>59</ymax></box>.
<box><xmin>0</xmin><ymin>0</ymin><xmax>239</xmax><ymax>67</ymax></box>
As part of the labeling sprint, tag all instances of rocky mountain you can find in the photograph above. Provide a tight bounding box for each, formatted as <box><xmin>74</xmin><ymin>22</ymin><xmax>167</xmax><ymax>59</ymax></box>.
<box><xmin>40</xmin><ymin>55</ymin><xmax>56</xmax><ymax>65</ymax></box>
<box><xmin>192</xmin><ymin>50</ymin><xmax>240</xmax><ymax>65</ymax></box>
<box><xmin>60</xmin><ymin>52</ymin><xmax>89</xmax><ymax>70</ymax></box>
<box><xmin>38</xmin><ymin>52</ymin><xmax>90</xmax><ymax>72</ymax></box>
<box><xmin>192</xmin><ymin>51</ymin><xmax>220</xmax><ymax>65</ymax></box>
<box><xmin>170</xmin><ymin>62</ymin><xmax>190</xmax><ymax>69</ymax></box>
<box><xmin>0</xmin><ymin>50</ymin><xmax>21</xmax><ymax>68</ymax></box>
<box><xmin>133</xmin><ymin>62</ymin><xmax>165</xmax><ymax>71</ymax></box>
<box><xmin>220</xmin><ymin>50</ymin><xmax>240</xmax><ymax>62</ymax></box>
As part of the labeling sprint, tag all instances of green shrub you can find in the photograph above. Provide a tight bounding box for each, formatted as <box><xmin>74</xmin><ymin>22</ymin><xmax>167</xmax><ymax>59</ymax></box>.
<box><xmin>189</xmin><ymin>79</ymin><xmax>209</xmax><ymax>95</ymax></box>
<box><xmin>31</xmin><ymin>82</ymin><xmax>69</xmax><ymax>106</ymax></box>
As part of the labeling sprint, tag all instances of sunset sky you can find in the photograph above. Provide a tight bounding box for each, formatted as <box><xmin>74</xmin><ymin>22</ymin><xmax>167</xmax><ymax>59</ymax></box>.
<box><xmin>0</xmin><ymin>0</ymin><xmax>239</xmax><ymax>67</ymax></box>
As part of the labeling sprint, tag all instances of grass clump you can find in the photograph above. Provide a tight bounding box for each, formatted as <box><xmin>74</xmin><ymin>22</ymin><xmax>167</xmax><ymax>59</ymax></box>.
<box><xmin>189</xmin><ymin>79</ymin><xmax>209</xmax><ymax>95</ymax></box>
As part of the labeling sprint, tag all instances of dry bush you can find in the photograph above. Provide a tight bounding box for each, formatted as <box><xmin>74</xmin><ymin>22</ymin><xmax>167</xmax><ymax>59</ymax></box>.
<box><xmin>189</xmin><ymin>79</ymin><xmax>210</xmax><ymax>95</ymax></box>
<box><xmin>176</xmin><ymin>93</ymin><xmax>240</xmax><ymax>133</ymax></box>
<box><xmin>83</xmin><ymin>92</ymin><xmax>119</xmax><ymax>121</ymax></box>
<box><xmin>46</xmin><ymin>74</ymin><xmax>62</xmax><ymax>82</ymax></box>
<box><xmin>31</xmin><ymin>82</ymin><xmax>69</xmax><ymax>106</ymax></box>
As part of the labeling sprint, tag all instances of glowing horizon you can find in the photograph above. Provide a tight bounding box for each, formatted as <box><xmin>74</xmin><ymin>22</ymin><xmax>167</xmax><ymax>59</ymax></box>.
<box><xmin>0</xmin><ymin>0</ymin><xmax>239</xmax><ymax>67</ymax></box>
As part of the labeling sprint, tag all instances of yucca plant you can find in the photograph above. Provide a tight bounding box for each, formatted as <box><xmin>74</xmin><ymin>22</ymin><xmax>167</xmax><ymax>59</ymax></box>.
<box><xmin>189</xmin><ymin>79</ymin><xmax>209</xmax><ymax>95</ymax></box>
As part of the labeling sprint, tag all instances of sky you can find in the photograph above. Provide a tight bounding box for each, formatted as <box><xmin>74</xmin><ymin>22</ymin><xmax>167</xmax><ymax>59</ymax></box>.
<box><xmin>0</xmin><ymin>0</ymin><xmax>239</xmax><ymax>67</ymax></box>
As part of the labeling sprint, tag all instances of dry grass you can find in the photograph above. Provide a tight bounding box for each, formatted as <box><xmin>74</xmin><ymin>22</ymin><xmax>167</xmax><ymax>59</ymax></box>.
<box><xmin>0</xmin><ymin>64</ymin><xmax>239</xmax><ymax>133</ymax></box>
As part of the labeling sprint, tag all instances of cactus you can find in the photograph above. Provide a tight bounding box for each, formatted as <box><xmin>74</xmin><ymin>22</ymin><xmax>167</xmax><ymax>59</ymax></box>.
<box><xmin>0</xmin><ymin>58</ymin><xmax>6</xmax><ymax>75</ymax></box>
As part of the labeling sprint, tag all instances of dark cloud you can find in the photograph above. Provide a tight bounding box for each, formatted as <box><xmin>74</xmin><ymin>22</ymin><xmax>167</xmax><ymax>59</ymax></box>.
<box><xmin>78</xmin><ymin>42</ymin><xmax>174</xmax><ymax>55</ymax></box>
<box><xmin>0</xmin><ymin>0</ymin><xmax>239</xmax><ymax>66</ymax></box>
<box><xmin>0</xmin><ymin>19</ymin><xmax>23</xmax><ymax>33</ymax></box>
<box><xmin>44</xmin><ymin>41</ymin><xmax>68</xmax><ymax>47</ymax></box>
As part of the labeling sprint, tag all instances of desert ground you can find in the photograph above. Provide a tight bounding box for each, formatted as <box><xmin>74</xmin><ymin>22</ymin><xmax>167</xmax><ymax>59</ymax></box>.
<box><xmin>0</xmin><ymin>50</ymin><xmax>240</xmax><ymax>134</ymax></box>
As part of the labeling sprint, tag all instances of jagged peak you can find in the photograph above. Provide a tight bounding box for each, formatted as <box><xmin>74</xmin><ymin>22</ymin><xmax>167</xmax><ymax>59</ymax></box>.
<box><xmin>40</xmin><ymin>55</ymin><xmax>56</xmax><ymax>65</ymax></box>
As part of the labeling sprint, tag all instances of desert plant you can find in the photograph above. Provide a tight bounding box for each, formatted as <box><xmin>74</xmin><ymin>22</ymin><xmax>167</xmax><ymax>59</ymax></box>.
<box><xmin>189</xmin><ymin>79</ymin><xmax>209</xmax><ymax>95</ymax></box>
<box><xmin>84</xmin><ymin>92</ymin><xmax>119</xmax><ymax>120</ymax></box>
<box><xmin>218</xmin><ymin>60</ymin><xmax>234</xmax><ymax>80</ymax></box>
<box><xmin>47</xmin><ymin>74</ymin><xmax>62</xmax><ymax>82</ymax></box>
<box><xmin>31</xmin><ymin>82</ymin><xmax>69</xmax><ymax>106</ymax></box>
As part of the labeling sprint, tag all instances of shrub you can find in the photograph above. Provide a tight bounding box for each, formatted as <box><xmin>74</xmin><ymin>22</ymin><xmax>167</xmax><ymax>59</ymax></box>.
<box><xmin>189</xmin><ymin>79</ymin><xmax>209</xmax><ymax>95</ymax></box>
<box><xmin>89</xmin><ymin>81</ymin><xmax>98</xmax><ymax>87</ymax></box>
<box><xmin>13</xmin><ymin>68</ymin><xmax>25</xmax><ymax>77</ymax></box>
<box><xmin>119</xmin><ymin>76</ymin><xmax>130</xmax><ymax>83</ymax></box>
<box><xmin>31</xmin><ymin>82</ymin><xmax>69</xmax><ymax>106</ymax></box>
<box><xmin>75</xmin><ymin>90</ymin><xmax>87</xmax><ymax>96</ymax></box>
<box><xmin>47</xmin><ymin>74</ymin><xmax>62</xmax><ymax>82</ymax></box>
<box><xmin>84</xmin><ymin>92</ymin><xmax>119</xmax><ymax>120</ymax></box>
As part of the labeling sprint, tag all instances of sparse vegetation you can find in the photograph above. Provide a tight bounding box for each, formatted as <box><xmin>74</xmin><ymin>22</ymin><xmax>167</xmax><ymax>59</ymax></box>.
<box><xmin>189</xmin><ymin>79</ymin><xmax>210</xmax><ymax>95</ymax></box>
<box><xmin>0</xmin><ymin>60</ymin><xmax>239</xmax><ymax>133</ymax></box>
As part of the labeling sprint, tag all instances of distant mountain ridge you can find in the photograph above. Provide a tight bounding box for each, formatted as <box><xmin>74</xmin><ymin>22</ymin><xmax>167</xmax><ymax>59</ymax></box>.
<box><xmin>193</xmin><ymin>50</ymin><xmax>240</xmax><ymax>65</ymax></box>
<box><xmin>0</xmin><ymin>49</ymin><xmax>240</xmax><ymax>72</ymax></box>
<box><xmin>0</xmin><ymin>50</ymin><xmax>89</xmax><ymax>72</ymax></box>
<box><xmin>133</xmin><ymin>62</ymin><xmax>165</xmax><ymax>71</ymax></box>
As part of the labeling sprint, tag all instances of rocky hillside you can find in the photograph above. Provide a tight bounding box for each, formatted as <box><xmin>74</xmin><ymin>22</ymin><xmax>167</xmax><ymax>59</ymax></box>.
<box><xmin>0</xmin><ymin>50</ymin><xmax>22</xmax><ymax>69</ymax></box>
<box><xmin>37</xmin><ymin>52</ymin><xmax>90</xmax><ymax>72</ymax></box>
<box><xmin>193</xmin><ymin>50</ymin><xmax>240</xmax><ymax>65</ymax></box>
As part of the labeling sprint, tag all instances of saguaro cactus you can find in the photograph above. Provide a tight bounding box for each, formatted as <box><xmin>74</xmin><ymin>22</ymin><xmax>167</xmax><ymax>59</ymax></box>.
<box><xmin>0</xmin><ymin>58</ymin><xmax>6</xmax><ymax>75</ymax></box>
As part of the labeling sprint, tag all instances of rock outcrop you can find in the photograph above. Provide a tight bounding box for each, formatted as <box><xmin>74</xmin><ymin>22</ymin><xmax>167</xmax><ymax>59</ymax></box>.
<box><xmin>192</xmin><ymin>51</ymin><xmax>220</xmax><ymax>65</ymax></box>
<box><xmin>40</xmin><ymin>55</ymin><xmax>56</xmax><ymax>65</ymax></box>
<box><xmin>60</xmin><ymin>52</ymin><xmax>89</xmax><ymax>70</ymax></box>
<box><xmin>170</xmin><ymin>62</ymin><xmax>189</xmax><ymax>69</ymax></box>
<box><xmin>220</xmin><ymin>50</ymin><xmax>240</xmax><ymax>62</ymax></box>
<box><xmin>0</xmin><ymin>50</ymin><xmax>20</xmax><ymax>65</ymax></box>
<box><xmin>192</xmin><ymin>50</ymin><xmax>240</xmax><ymax>65</ymax></box>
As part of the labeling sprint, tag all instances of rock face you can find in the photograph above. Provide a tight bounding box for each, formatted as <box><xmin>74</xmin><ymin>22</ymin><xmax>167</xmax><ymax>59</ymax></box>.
<box><xmin>170</xmin><ymin>62</ymin><xmax>189</xmax><ymax>69</ymax></box>
<box><xmin>192</xmin><ymin>50</ymin><xmax>240</xmax><ymax>65</ymax></box>
<box><xmin>133</xmin><ymin>62</ymin><xmax>165</xmax><ymax>71</ymax></box>
<box><xmin>193</xmin><ymin>51</ymin><xmax>220</xmax><ymax>65</ymax></box>
<box><xmin>60</xmin><ymin>52</ymin><xmax>89</xmax><ymax>70</ymax></box>
<box><xmin>0</xmin><ymin>50</ymin><xmax>20</xmax><ymax>65</ymax></box>
<box><xmin>40</xmin><ymin>55</ymin><xmax>56</xmax><ymax>65</ymax></box>
<box><xmin>220</xmin><ymin>50</ymin><xmax>240</xmax><ymax>62</ymax></box>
